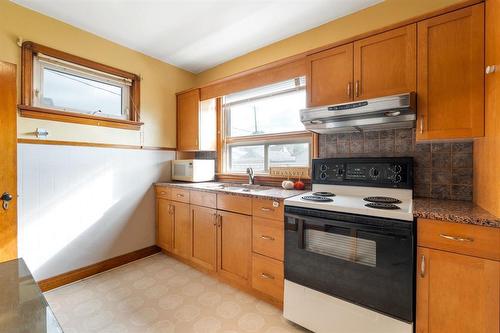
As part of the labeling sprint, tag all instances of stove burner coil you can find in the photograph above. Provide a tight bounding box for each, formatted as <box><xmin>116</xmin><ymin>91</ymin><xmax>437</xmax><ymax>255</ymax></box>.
<box><xmin>363</xmin><ymin>196</ymin><xmax>402</xmax><ymax>204</ymax></box>
<box><xmin>301</xmin><ymin>195</ymin><xmax>334</xmax><ymax>202</ymax></box>
<box><xmin>312</xmin><ymin>192</ymin><xmax>336</xmax><ymax>197</ymax></box>
<box><xmin>365</xmin><ymin>202</ymin><xmax>401</xmax><ymax>210</ymax></box>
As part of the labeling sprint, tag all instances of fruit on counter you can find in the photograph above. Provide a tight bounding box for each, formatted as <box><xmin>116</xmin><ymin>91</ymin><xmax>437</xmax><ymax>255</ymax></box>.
<box><xmin>282</xmin><ymin>180</ymin><xmax>295</xmax><ymax>190</ymax></box>
<box><xmin>294</xmin><ymin>180</ymin><xmax>305</xmax><ymax>190</ymax></box>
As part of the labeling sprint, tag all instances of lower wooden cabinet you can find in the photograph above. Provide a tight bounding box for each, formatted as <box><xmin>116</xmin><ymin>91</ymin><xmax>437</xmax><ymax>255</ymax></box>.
<box><xmin>416</xmin><ymin>247</ymin><xmax>499</xmax><ymax>333</ymax></box>
<box><xmin>191</xmin><ymin>205</ymin><xmax>217</xmax><ymax>271</ymax></box>
<box><xmin>217</xmin><ymin>210</ymin><xmax>252</xmax><ymax>284</ymax></box>
<box><xmin>251</xmin><ymin>253</ymin><xmax>284</xmax><ymax>301</ymax></box>
<box><xmin>157</xmin><ymin>198</ymin><xmax>174</xmax><ymax>251</ymax></box>
<box><xmin>171</xmin><ymin>201</ymin><xmax>191</xmax><ymax>260</ymax></box>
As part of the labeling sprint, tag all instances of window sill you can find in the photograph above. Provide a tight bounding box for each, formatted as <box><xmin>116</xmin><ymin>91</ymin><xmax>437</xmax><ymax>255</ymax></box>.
<box><xmin>18</xmin><ymin>105</ymin><xmax>144</xmax><ymax>131</ymax></box>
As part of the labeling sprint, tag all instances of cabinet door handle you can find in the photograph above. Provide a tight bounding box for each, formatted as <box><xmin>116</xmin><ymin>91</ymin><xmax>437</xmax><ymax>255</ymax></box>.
<box><xmin>420</xmin><ymin>255</ymin><xmax>426</xmax><ymax>278</ymax></box>
<box><xmin>346</xmin><ymin>82</ymin><xmax>351</xmax><ymax>97</ymax></box>
<box><xmin>218</xmin><ymin>214</ymin><xmax>222</xmax><ymax>228</ymax></box>
<box><xmin>355</xmin><ymin>80</ymin><xmax>360</xmax><ymax>97</ymax></box>
<box><xmin>419</xmin><ymin>115</ymin><xmax>424</xmax><ymax>134</ymax></box>
<box><xmin>486</xmin><ymin>65</ymin><xmax>496</xmax><ymax>74</ymax></box>
<box><xmin>212</xmin><ymin>213</ymin><xmax>218</xmax><ymax>226</ymax></box>
<box><xmin>260</xmin><ymin>235</ymin><xmax>275</xmax><ymax>241</ymax></box>
<box><xmin>260</xmin><ymin>207</ymin><xmax>273</xmax><ymax>212</ymax></box>
<box><xmin>260</xmin><ymin>273</ymin><xmax>275</xmax><ymax>280</ymax></box>
<box><xmin>439</xmin><ymin>234</ymin><xmax>474</xmax><ymax>242</ymax></box>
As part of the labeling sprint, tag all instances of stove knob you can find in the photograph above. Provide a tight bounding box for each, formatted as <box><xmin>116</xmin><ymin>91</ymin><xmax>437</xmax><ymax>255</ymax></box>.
<box><xmin>320</xmin><ymin>172</ymin><xmax>328</xmax><ymax>180</ymax></box>
<box><xmin>320</xmin><ymin>164</ymin><xmax>328</xmax><ymax>172</ymax></box>
<box><xmin>393</xmin><ymin>164</ymin><xmax>402</xmax><ymax>173</ymax></box>
<box><xmin>393</xmin><ymin>174</ymin><xmax>402</xmax><ymax>183</ymax></box>
<box><xmin>369</xmin><ymin>167</ymin><xmax>380</xmax><ymax>179</ymax></box>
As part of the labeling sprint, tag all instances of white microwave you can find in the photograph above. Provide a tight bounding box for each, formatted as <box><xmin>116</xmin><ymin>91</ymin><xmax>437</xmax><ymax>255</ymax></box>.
<box><xmin>172</xmin><ymin>159</ymin><xmax>215</xmax><ymax>182</ymax></box>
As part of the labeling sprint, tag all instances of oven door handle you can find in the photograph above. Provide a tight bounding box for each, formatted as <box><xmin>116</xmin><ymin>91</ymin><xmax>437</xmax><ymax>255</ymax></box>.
<box><xmin>297</xmin><ymin>219</ymin><xmax>305</xmax><ymax>249</ymax></box>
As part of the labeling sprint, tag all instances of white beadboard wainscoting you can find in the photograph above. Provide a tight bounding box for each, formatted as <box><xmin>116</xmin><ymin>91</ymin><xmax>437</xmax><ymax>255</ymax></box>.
<box><xmin>17</xmin><ymin>143</ymin><xmax>175</xmax><ymax>281</ymax></box>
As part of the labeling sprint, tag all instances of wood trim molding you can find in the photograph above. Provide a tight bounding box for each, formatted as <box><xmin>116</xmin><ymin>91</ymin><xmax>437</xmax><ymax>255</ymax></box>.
<box><xmin>18</xmin><ymin>105</ymin><xmax>144</xmax><ymax>131</ymax></box>
<box><xmin>37</xmin><ymin>246</ymin><xmax>161</xmax><ymax>291</ymax></box>
<box><xmin>20</xmin><ymin>41</ymin><xmax>142</xmax><ymax>128</ymax></box>
<box><xmin>17</xmin><ymin>138</ymin><xmax>176</xmax><ymax>151</ymax></box>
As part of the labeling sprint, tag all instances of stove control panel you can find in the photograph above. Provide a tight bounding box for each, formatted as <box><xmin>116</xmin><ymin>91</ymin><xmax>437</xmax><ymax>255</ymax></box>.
<box><xmin>312</xmin><ymin>157</ymin><xmax>413</xmax><ymax>189</ymax></box>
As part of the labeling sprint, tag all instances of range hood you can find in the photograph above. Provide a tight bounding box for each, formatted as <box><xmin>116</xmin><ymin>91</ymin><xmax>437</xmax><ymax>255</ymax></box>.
<box><xmin>300</xmin><ymin>92</ymin><xmax>416</xmax><ymax>134</ymax></box>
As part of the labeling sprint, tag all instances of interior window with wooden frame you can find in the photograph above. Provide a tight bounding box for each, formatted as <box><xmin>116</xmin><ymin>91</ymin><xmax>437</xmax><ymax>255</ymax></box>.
<box><xmin>219</xmin><ymin>76</ymin><xmax>313</xmax><ymax>178</ymax></box>
<box><xmin>19</xmin><ymin>42</ymin><xmax>142</xmax><ymax>130</ymax></box>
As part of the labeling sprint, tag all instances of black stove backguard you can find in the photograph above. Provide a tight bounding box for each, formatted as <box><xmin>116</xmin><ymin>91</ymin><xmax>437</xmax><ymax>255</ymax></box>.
<box><xmin>311</xmin><ymin>157</ymin><xmax>413</xmax><ymax>189</ymax></box>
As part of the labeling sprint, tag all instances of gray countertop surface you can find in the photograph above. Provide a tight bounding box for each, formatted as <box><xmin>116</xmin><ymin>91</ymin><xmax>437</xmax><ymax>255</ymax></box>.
<box><xmin>0</xmin><ymin>258</ymin><xmax>63</xmax><ymax>333</ymax></box>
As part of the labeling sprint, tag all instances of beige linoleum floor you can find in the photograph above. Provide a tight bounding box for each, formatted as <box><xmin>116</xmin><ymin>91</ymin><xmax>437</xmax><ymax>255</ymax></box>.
<box><xmin>44</xmin><ymin>253</ymin><xmax>307</xmax><ymax>333</ymax></box>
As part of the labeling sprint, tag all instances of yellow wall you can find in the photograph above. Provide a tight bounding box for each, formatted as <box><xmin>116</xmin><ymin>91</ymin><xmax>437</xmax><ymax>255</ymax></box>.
<box><xmin>196</xmin><ymin>0</ymin><xmax>467</xmax><ymax>86</ymax></box>
<box><xmin>0</xmin><ymin>1</ymin><xmax>196</xmax><ymax>148</ymax></box>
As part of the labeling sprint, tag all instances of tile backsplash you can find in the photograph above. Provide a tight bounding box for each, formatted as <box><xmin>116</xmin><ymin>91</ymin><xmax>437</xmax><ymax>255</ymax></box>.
<box><xmin>318</xmin><ymin>128</ymin><xmax>473</xmax><ymax>201</ymax></box>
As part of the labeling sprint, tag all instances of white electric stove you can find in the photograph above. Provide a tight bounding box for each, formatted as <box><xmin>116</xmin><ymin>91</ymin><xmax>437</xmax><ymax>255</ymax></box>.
<box><xmin>283</xmin><ymin>157</ymin><xmax>415</xmax><ymax>333</ymax></box>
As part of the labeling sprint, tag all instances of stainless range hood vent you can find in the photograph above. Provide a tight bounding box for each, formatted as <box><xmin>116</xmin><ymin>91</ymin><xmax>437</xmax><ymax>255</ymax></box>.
<box><xmin>300</xmin><ymin>92</ymin><xmax>416</xmax><ymax>134</ymax></box>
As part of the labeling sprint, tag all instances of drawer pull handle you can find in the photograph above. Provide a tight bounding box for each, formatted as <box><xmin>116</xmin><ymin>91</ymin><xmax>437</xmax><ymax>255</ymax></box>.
<box><xmin>160</xmin><ymin>191</ymin><xmax>166</xmax><ymax>195</ymax></box>
<box><xmin>177</xmin><ymin>194</ymin><xmax>184</xmax><ymax>198</ymax></box>
<box><xmin>439</xmin><ymin>234</ymin><xmax>474</xmax><ymax>242</ymax></box>
<box><xmin>261</xmin><ymin>207</ymin><xmax>273</xmax><ymax>212</ymax></box>
<box><xmin>260</xmin><ymin>235</ymin><xmax>275</xmax><ymax>241</ymax></box>
<box><xmin>260</xmin><ymin>273</ymin><xmax>275</xmax><ymax>280</ymax></box>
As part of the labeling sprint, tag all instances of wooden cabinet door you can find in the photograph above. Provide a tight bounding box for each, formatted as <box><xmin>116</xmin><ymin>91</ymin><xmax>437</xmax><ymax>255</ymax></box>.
<box><xmin>172</xmin><ymin>201</ymin><xmax>191</xmax><ymax>259</ymax></box>
<box><xmin>306</xmin><ymin>43</ymin><xmax>353</xmax><ymax>107</ymax></box>
<box><xmin>217</xmin><ymin>210</ymin><xmax>252</xmax><ymax>285</ymax></box>
<box><xmin>353</xmin><ymin>24</ymin><xmax>416</xmax><ymax>100</ymax></box>
<box><xmin>157</xmin><ymin>199</ymin><xmax>174</xmax><ymax>251</ymax></box>
<box><xmin>177</xmin><ymin>89</ymin><xmax>200</xmax><ymax>151</ymax></box>
<box><xmin>416</xmin><ymin>247</ymin><xmax>499</xmax><ymax>333</ymax></box>
<box><xmin>191</xmin><ymin>205</ymin><xmax>217</xmax><ymax>271</ymax></box>
<box><xmin>417</xmin><ymin>4</ymin><xmax>484</xmax><ymax>140</ymax></box>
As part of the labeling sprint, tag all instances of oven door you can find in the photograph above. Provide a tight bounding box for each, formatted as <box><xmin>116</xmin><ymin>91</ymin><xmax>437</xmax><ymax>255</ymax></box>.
<box><xmin>284</xmin><ymin>206</ymin><xmax>414</xmax><ymax>322</ymax></box>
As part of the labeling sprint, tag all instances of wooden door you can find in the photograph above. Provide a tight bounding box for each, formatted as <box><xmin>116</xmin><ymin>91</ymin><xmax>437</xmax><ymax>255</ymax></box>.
<box><xmin>417</xmin><ymin>4</ymin><xmax>484</xmax><ymax>140</ymax></box>
<box><xmin>0</xmin><ymin>62</ymin><xmax>17</xmax><ymax>263</ymax></box>
<box><xmin>217</xmin><ymin>210</ymin><xmax>251</xmax><ymax>285</ymax></box>
<box><xmin>191</xmin><ymin>205</ymin><xmax>217</xmax><ymax>271</ymax></box>
<box><xmin>157</xmin><ymin>199</ymin><xmax>174</xmax><ymax>251</ymax></box>
<box><xmin>177</xmin><ymin>89</ymin><xmax>200</xmax><ymax>151</ymax></box>
<box><xmin>172</xmin><ymin>201</ymin><xmax>191</xmax><ymax>259</ymax></box>
<box><xmin>353</xmin><ymin>24</ymin><xmax>416</xmax><ymax>100</ymax></box>
<box><xmin>416</xmin><ymin>247</ymin><xmax>500</xmax><ymax>333</ymax></box>
<box><xmin>306</xmin><ymin>43</ymin><xmax>353</xmax><ymax>106</ymax></box>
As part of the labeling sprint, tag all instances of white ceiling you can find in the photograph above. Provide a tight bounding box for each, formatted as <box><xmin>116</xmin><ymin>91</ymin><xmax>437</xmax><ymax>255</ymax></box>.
<box><xmin>12</xmin><ymin>0</ymin><xmax>382</xmax><ymax>73</ymax></box>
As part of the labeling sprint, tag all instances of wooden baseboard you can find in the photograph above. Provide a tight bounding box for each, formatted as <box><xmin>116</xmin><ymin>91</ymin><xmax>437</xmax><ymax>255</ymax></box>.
<box><xmin>38</xmin><ymin>245</ymin><xmax>161</xmax><ymax>292</ymax></box>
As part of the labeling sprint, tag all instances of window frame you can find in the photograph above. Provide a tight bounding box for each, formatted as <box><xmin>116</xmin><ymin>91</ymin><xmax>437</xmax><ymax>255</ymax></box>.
<box><xmin>20</xmin><ymin>41</ymin><xmax>142</xmax><ymax>131</ymax></box>
<box><xmin>219</xmin><ymin>76</ymin><xmax>314</xmax><ymax>177</ymax></box>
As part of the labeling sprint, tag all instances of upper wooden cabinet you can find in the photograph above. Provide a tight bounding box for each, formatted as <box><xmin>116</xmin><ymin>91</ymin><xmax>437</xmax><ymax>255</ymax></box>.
<box><xmin>176</xmin><ymin>89</ymin><xmax>216</xmax><ymax>151</ymax></box>
<box><xmin>306</xmin><ymin>44</ymin><xmax>353</xmax><ymax>107</ymax></box>
<box><xmin>353</xmin><ymin>24</ymin><xmax>416</xmax><ymax>100</ymax></box>
<box><xmin>306</xmin><ymin>25</ymin><xmax>416</xmax><ymax>107</ymax></box>
<box><xmin>416</xmin><ymin>4</ymin><xmax>485</xmax><ymax>140</ymax></box>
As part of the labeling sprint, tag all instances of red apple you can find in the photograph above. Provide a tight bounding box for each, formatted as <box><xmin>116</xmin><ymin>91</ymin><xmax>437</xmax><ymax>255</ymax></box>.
<box><xmin>294</xmin><ymin>180</ymin><xmax>305</xmax><ymax>190</ymax></box>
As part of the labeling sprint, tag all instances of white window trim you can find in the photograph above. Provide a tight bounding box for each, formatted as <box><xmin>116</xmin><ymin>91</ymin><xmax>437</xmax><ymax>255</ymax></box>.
<box><xmin>32</xmin><ymin>54</ymin><xmax>131</xmax><ymax>120</ymax></box>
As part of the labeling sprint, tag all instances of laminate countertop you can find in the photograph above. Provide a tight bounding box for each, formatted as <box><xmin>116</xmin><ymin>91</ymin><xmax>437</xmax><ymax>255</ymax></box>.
<box><xmin>413</xmin><ymin>198</ymin><xmax>500</xmax><ymax>228</ymax></box>
<box><xmin>154</xmin><ymin>182</ymin><xmax>307</xmax><ymax>200</ymax></box>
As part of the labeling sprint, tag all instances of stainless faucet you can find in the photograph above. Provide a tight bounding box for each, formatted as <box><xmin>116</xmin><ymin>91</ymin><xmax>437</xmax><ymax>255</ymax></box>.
<box><xmin>246</xmin><ymin>167</ymin><xmax>255</xmax><ymax>185</ymax></box>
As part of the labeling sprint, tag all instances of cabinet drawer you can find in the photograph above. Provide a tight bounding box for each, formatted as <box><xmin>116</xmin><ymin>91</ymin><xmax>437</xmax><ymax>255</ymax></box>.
<box><xmin>252</xmin><ymin>198</ymin><xmax>284</xmax><ymax>221</ymax></box>
<box><xmin>217</xmin><ymin>193</ymin><xmax>252</xmax><ymax>215</ymax></box>
<box><xmin>171</xmin><ymin>188</ymin><xmax>190</xmax><ymax>203</ymax></box>
<box><xmin>418</xmin><ymin>219</ymin><xmax>500</xmax><ymax>261</ymax></box>
<box><xmin>190</xmin><ymin>190</ymin><xmax>216</xmax><ymax>208</ymax></box>
<box><xmin>155</xmin><ymin>186</ymin><xmax>171</xmax><ymax>200</ymax></box>
<box><xmin>252</xmin><ymin>253</ymin><xmax>284</xmax><ymax>301</ymax></box>
<box><xmin>252</xmin><ymin>217</ymin><xmax>283</xmax><ymax>261</ymax></box>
